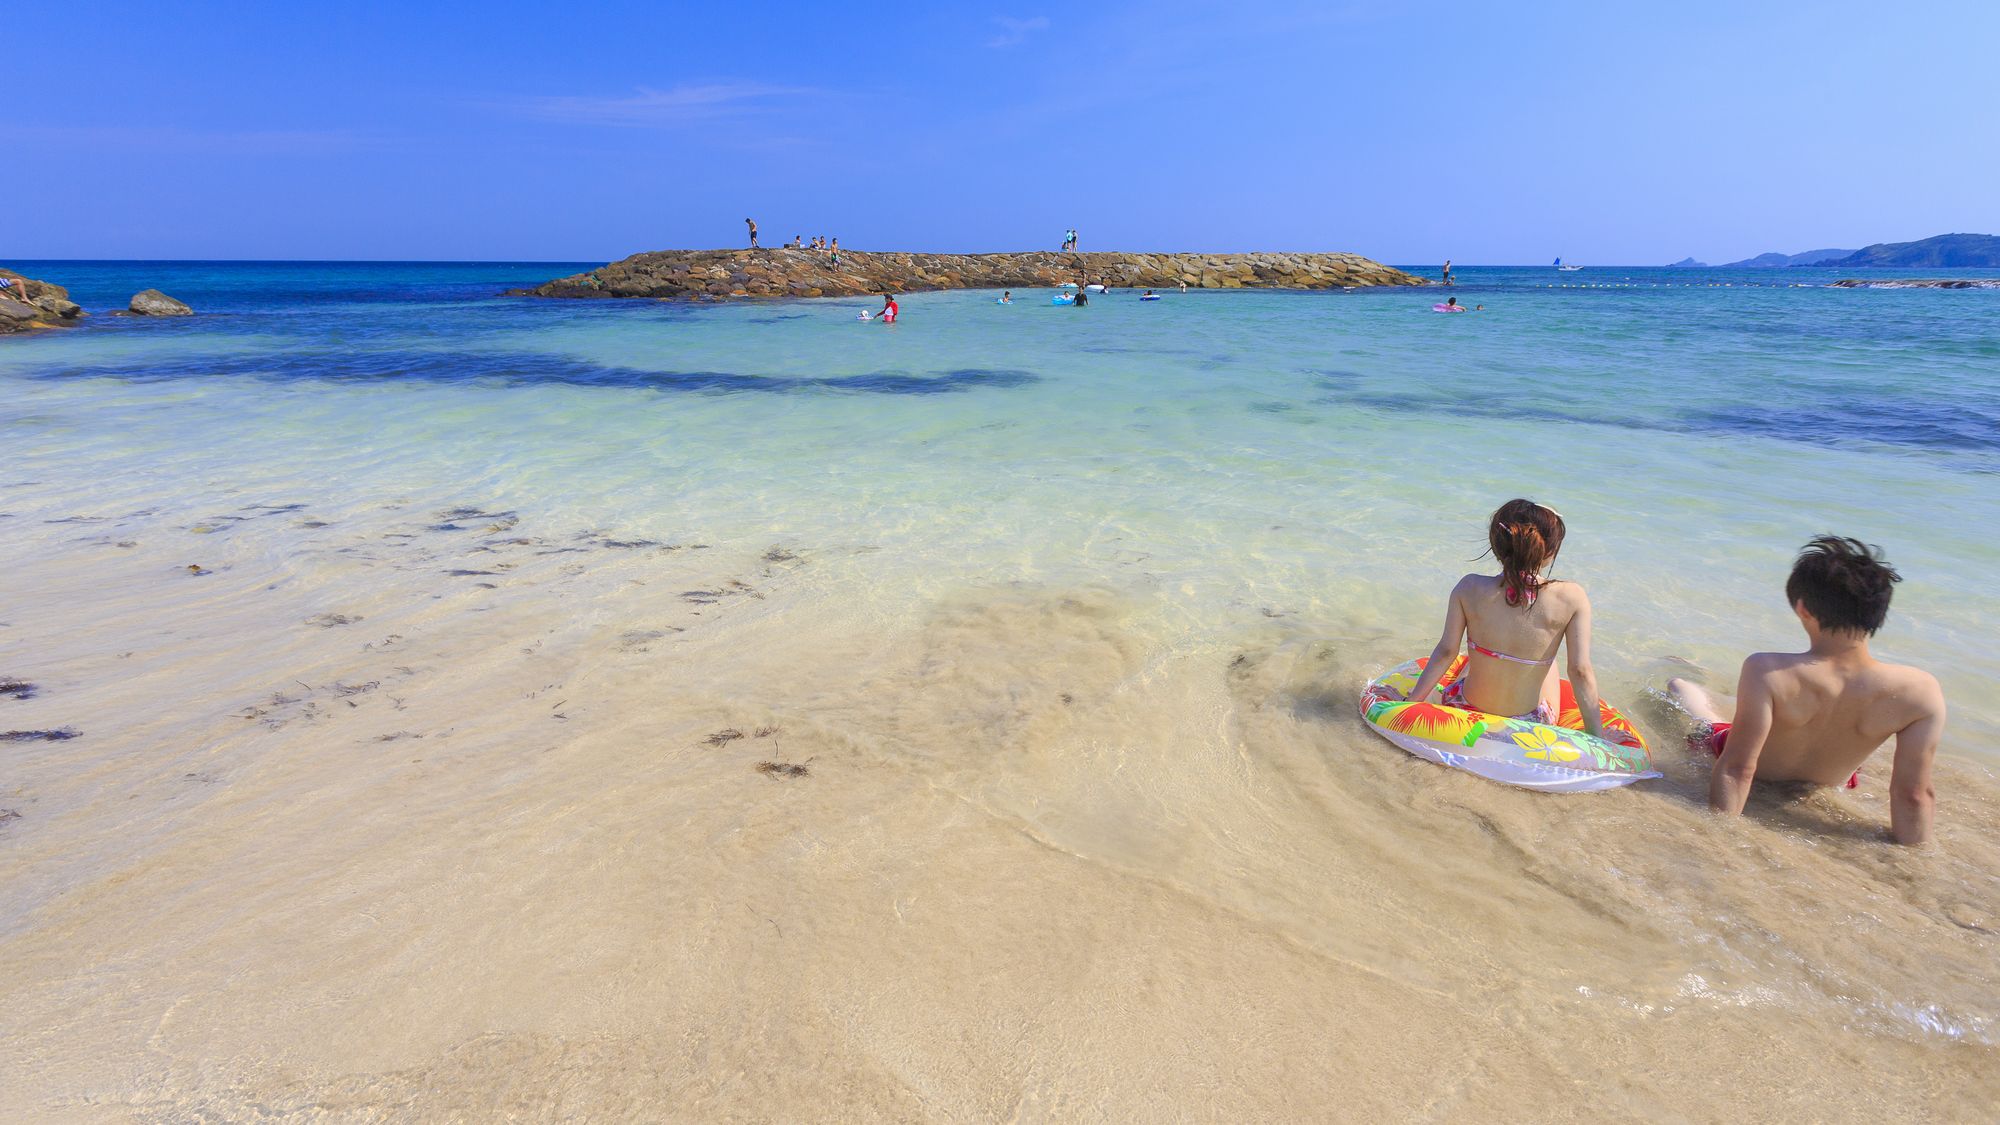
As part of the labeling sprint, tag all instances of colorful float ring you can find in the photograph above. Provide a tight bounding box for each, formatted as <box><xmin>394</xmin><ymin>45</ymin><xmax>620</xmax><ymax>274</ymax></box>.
<box><xmin>1051</xmin><ymin>294</ymin><xmax>1075</xmax><ymax>305</ymax></box>
<box><xmin>1358</xmin><ymin>655</ymin><xmax>1659</xmax><ymax>792</ymax></box>
<box><xmin>1432</xmin><ymin>303</ymin><xmax>1466</xmax><ymax>313</ymax></box>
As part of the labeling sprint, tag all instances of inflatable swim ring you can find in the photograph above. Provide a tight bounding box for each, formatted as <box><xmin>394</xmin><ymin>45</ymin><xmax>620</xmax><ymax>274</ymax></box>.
<box><xmin>1358</xmin><ymin>655</ymin><xmax>1658</xmax><ymax>792</ymax></box>
<box><xmin>1139</xmin><ymin>294</ymin><xmax>1162</xmax><ymax>301</ymax></box>
<box><xmin>1432</xmin><ymin>303</ymin><xmax>1466</xmax><ymax>313</ymax></box>
<box><xmin>1086</xmin><ymin>284</ymin><xmax>1107</xmax><ymax>292</ymax></box>
<box><xmin>1060</xmin><ymin>282</ymin><xmax>1080</xmax><ymax>289</ymax></box>
<box><xmin>1051</xmin><ymin>294</ymin><xmax>1075</xmax><ymax>305</ymax></box>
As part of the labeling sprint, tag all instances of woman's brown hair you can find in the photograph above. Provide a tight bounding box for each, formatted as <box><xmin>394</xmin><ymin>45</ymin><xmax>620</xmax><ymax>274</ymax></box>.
<box><xmin>1488</xmin><ymin>499</ymin><xmax>1566</xmax><ymax>608</ymax></box>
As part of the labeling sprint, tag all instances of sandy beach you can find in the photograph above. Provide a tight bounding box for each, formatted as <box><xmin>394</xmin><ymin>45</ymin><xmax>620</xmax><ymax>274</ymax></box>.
<box><xmin>2</xmin><ymin>264</ymin><xmax>1997</xmax><ymax>1120</ymax></box>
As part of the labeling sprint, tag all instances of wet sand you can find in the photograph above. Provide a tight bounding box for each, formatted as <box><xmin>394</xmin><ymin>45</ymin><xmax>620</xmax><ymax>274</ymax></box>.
<box><xmin>3</xmin><ymin>484</ymin><xmax>1996</xmax><ymax>1121</ymax></box>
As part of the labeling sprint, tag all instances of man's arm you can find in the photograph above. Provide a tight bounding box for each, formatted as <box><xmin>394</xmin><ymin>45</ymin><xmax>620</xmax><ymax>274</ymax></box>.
<box><xmin>1710</xmin><ymin>657</ymin><xmax>1775</xmax><ymax>816</ymax></box>
<box><xmin>1888</xmin><ymin>679</ymin><xmax>1945</xmax><ymax>846</ymax></box>
<box><xmin>1387</xmin><ymin>580</ymin><xmax>1469</xmax><ymax>704</ymax></box>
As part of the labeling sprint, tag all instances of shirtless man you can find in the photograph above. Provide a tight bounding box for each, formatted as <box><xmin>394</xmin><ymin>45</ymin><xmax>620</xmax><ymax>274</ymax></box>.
<box><xmin>745</xmin><ymin>218</ymin><xmax>758</xmax><ymax>248</ymax></box>
<box><xmin>1669</xmin><ymin>537</ymin><xmax>1945</xmax><ymax>845</ymax></box>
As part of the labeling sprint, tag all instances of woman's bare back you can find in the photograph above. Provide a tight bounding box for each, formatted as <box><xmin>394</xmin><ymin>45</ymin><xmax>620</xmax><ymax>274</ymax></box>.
<box><xmin>1455</xmin><ymin>574</ymin><xmax>1587</xmax><ymax>716</ymax></box>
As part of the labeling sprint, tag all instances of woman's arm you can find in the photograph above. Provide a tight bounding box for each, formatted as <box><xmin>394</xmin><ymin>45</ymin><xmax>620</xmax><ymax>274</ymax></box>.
<box><xmin>1393</xmin><ymin>579</ymin><xmax>1469</xmax><ymax>703</ymax></box>
<box><xmin>1563</xmin><ymin>589</ymin><xmax>1607</xmax><ymax>738</ymax></box>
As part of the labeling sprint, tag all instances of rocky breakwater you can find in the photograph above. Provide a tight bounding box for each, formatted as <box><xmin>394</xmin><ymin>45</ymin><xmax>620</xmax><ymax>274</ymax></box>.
<box><xmin>0</xmin><ymin>268</ymin><xmax>85</xmax><ymax>334</ymax></box>
<box><xmin>519</xmin><ymin>248</ymin><xmax>1427</xmax><ymax>301</ymax></box>
<box><xmin>1830</xmin><ymin>278</ymin><xmax>2000</xmax><ymax>290</ymax></box>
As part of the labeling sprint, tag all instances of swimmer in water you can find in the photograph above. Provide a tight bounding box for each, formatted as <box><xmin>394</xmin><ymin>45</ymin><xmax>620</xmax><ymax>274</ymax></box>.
<box><xmin>1000</xmin><ymin>291</ymin><xmax>1012</xmax><ymax>303</ymax></box>
<box><xmin>877</xmin><ymin>293</ymin><xmax>898</xmax><ymax>323</ymax></box>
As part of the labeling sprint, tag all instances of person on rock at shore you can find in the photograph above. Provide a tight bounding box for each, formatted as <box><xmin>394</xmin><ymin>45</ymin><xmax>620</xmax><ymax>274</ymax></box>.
<box><xmin>877</xmin><ymin>293</ymin><xmax>898</xmax><ymax>323</ymax></box>
<box><xmin>0</xmin><ymin>275</ymin><xmax>30</xmax><ymax>304</ymax></box>
<box><xmin>1377</xmin><ymin>499</ymin><xmax>1607</xmax><ymax>738</ymax></box>
<box><xmin>1669</xmin><ymin>537</ymin><xmax>1945</xmax><ymax>846</ymax></box>
<box><xmin>830</xmin><ymin>238</ymin><xmax>841</xmax><ymax>267</ymax></box>
<box><xmin>746</xmin><ymin>218</ymin><xmax>758</xmax><ymax>248</ymax></box>
<box><xmin>1441</xmin><ymin>258</ymin><xmax>1454</xmax><ymax>285</ymax></box>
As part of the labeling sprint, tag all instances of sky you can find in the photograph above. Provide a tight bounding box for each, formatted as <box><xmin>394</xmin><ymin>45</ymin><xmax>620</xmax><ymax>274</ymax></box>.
<box><xmin>7</xmin><ymin>1</ymin><xmax>1997</xmax><ymax>264</ymax></box>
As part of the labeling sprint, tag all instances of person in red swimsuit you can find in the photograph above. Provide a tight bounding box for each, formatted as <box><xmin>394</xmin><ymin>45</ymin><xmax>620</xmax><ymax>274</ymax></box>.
<box><xmin>1669</xmin><ymin>537</ymin><xmax>1946</xmax><ymax>845</ymax></box>
<box><xmin>877</xmin><ymin>294</ymin><xmax>897</xmax><ymax>323</ymax></box>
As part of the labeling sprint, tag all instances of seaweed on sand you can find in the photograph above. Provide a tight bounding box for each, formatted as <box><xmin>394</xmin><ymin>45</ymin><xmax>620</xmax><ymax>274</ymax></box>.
<box><xmin>2</xmin><ymin>728</ymin><xmax>79</xmax><ymax>742</ymax></box>
<box><xmin>755</xmin><ymin>761</ymin><xmax>810</xmax><ymax>778</ymax></box>
<box><xmin>0</xmin><ymin>679</ymin><xmax>35</xmax><ymax>701</ymax></box>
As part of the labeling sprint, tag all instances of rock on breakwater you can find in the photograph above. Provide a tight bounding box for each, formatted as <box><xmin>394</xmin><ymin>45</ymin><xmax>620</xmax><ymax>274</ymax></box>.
<box><xmin>518</xmin><ymin>249</ymin><xmax>1428</xmax><ymax>301</ymax></box>
<box><xmin>0</xmin><ymin>268</ymin><xmax>85</xmax><ymax>334</ymax></box>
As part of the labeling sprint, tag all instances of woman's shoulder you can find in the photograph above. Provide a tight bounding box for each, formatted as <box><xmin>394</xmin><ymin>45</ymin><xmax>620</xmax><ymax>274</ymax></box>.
<box><xmin>1539</xmin><ymin>578</ymin><xmax>1591</xmax><ymax>605</ymax></box>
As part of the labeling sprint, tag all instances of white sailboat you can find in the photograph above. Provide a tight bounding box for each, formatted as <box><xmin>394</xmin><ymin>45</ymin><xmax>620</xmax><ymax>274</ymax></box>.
<box><xmin>1555</xmin><ymin>257</ymin><xmax>1583</xmax><ymax>272</ymax></box>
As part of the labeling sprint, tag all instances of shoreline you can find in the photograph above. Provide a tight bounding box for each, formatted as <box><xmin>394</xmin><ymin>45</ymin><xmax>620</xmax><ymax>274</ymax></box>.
<box><xmin>516</xmin><ymin>248</ymin><xmax>1430</xmax><ymax>301</ymax></box>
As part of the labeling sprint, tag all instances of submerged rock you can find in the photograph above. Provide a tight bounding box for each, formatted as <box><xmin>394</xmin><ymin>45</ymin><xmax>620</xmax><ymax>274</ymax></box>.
<box><xmin>127</xmin><ymin>289</ymin><xmax>196</xmax><ymax>316</ymax></box>
<box><xmin>517</xmin><ymin>248</ymin><xmax>1428</xmax><ymax>303</ymax></box>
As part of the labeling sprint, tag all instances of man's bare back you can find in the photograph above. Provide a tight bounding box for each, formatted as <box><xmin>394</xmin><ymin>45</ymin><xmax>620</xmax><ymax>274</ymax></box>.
<box><xmin>1672</xmin><ymin>653</ymin><xmax>1941</xmax><ymax>784</ymax></box>
<box><xmin>1669</xmin><ymin>537</ymin><xmax>1947</xmax><ymax>845</ymax></box>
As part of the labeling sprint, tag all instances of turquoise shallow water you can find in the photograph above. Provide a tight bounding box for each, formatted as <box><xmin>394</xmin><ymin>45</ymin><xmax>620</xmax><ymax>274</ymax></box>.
<box><xmin>6</xmin><ymin>260</ymin><xmax>2000</xmax><ymax>756</ymax></box>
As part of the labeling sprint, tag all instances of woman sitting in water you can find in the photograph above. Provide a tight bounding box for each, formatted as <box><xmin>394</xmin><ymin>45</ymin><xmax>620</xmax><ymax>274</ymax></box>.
<box><xmin>1381</xmin><ymin>499</ymin><xmax>1606</xmax><ymax>737</ymax></box>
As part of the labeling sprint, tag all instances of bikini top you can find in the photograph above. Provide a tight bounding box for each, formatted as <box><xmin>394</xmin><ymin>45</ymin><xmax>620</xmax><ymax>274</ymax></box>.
<box><xmin>1470</xmin><ymin>641</ymin><xmax>1554</xmax><ymax>668</ymax></box>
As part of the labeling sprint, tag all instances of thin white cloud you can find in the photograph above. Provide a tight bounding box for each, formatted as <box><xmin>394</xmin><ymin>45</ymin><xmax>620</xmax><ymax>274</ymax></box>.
<box><xmin>515</xmin><ymin>83</ymin><xmax>819</xmax><ymax>127</ymax></box>
<box><xmin>988</xmin><ymin>16</ymin><xmax>1050</xmax><ymax>49</ymax></box>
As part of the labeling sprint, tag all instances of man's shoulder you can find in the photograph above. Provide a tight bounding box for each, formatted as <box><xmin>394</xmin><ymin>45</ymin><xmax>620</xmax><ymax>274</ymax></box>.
<box><xmin>1879</xmin><ymin>661</ymin><xmax>1946</xmax><ymax>709</ymax></box>
<box><xmin>1738</xmin><ymin>650</ymin><xmax>1800</xmax><ymax>681</ymax></box>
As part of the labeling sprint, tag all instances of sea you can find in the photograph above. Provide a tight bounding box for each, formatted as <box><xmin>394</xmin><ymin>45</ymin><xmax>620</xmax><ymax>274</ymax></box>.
<box><xmin>3</xmin><ymin>260</ymin><xmax>1997</xmax><ymax>1120</ymax></box>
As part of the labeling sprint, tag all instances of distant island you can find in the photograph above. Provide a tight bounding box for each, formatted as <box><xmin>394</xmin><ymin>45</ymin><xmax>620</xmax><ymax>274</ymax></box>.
<box><xmin>519</xmin><ymin>249</ymin><xmax>1426</xmax><ymax>301</ymax></box>
<box><xmin>1724</xmin><ymin>248</ymin><xmax>1855</xmax><ymax>268</ymax></box>
<box><xmin>1674</xmin><ymin>233</ymin><xmax>2000</xmax><ymax>271</ymax></box>
<box><xmin>1822</xmin><ymin>233</ymin><xmax>2000</xmax><ymax>268</ymax></box>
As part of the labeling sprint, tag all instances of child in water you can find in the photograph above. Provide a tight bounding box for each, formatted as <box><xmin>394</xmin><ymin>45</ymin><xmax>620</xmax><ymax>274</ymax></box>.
<box><xmin>1383</xmin><ymin>499</ymin><xmax>1606</xmax><ymax>737</ymax></box>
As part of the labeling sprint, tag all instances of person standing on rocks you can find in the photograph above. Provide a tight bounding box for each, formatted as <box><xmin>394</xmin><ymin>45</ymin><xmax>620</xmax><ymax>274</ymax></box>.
<box><xmin>1441</xmin><ymin>259</ymin><xmax>1454</xmax><ymax>285</ymax></box>
<box><xmin>746</xmin><ymin>218</ymin><xmax>759</xmax><ymax>248</ymax></box>
<box><xmin>830</xmin><ymin>238</ymin><xmax>841</xmax><ymax>267</ymax></box>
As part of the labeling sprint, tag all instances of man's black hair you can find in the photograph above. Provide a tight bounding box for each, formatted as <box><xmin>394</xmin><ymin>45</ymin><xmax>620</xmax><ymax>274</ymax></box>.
<box><xmin>1786</xmin><ymin>536</ymin><xmax>1901</xmax><ymax>636</ymax></box>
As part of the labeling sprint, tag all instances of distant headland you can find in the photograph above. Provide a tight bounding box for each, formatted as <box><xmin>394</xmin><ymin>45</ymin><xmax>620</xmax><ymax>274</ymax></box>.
<box><xmin>517</xmin><ymin>249</ymin><xmax>1427</xmax><ymax>301</ymax></box>
<box><xmin>1671</xmin><ymin>233</ymin><xmax>2000</xmax><ymax>270</ymax></box>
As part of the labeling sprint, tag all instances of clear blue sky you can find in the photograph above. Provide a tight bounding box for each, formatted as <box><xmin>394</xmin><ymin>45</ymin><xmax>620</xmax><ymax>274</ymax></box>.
<box><xmin>10</xmin><ymin>1</ymin><xmax>1996</xmax><ymax>264</ymax></box>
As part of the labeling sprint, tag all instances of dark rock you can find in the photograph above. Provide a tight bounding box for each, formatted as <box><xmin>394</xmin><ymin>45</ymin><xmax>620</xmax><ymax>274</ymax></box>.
<box><xmin>128</xmin><ymin>289</ymin><xmax>195</xmax><ymax>316</ymax></box>
<box><xmin>0</xmin><ymin>269</ymin><xmax>86</xmax><ymax>333</ymax></box>
<box><xmin>521</xmin><ymin>248</ymin><xmax>1428</xmax><ymax>303</ymax></box>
